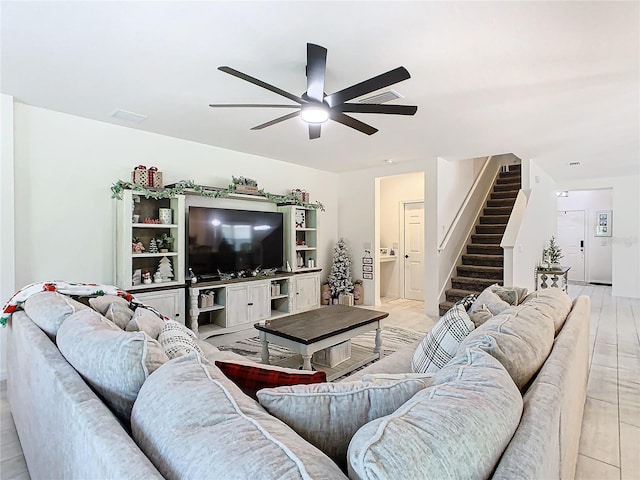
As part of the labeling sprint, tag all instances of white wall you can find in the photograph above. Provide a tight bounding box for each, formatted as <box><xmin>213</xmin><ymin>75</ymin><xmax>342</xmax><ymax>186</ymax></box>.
<box><xmin>557</xmin><ymin>175</ymin><xmax>640</xmax><ymax>298</ymax></box>
<box><xmin>0</xmin><ymin>95</ymin><xmax>16</xmax><ymax>381</ymax></box>
<box><xmin>0</xmin><ymin>102</ymin><xmax>340</xmax><ymax>380</ymax></box>
<box><xmin>378</xmin><ymin>172</ymin><xmax>424</xmax><ymax>301</ymax></box>
<box><xmin>509</xmin><ymin>159</ymin><xmax>558</xmax><ymax>291</ymax></box>
<box><xmin>437</xmin><ymin>156</ymin><xmax>485</xmax><ymax>245</ymax></box>
<box><xmin>557</xmin><ymin>189</ymin><xmax>613</xmax><ymax>284</ymax></box>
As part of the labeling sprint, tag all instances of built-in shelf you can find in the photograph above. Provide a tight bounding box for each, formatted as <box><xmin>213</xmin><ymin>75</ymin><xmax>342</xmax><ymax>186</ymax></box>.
<box><xmin>129</xmin><ymin>280</ymin><xmax>184</xmax><ymax>291</ymax></box>
<box><xmin>295</xmin><ymin>246</ymin><xmax>317</xmax><ymax>251</ymax></box>
<box><xmin>132</xmin><ymin>252</ymin><xmax>179</xmax><ymax>258</ymax></box>
<box><xmin>380</xmin><ymin>255</ymin><xmax>398</xmax><ymax>263</ymax></box>
<box><xmin>132</xmin><ymin>223</ymin><xmax>179</xmax><ymax>229</ymax></box>
<box><xmin>271</xmin><ymin>294</ymin><xmax>289</xmax><ymax>300</ymax></box>
<box><xmin>198</xmin><ymin>304</ymin><xmax>225</xmax><ymax>313</ymax></box>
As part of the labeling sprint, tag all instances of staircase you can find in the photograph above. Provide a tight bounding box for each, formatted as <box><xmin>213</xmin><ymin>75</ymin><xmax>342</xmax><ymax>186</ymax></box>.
<box><xmin>439</xmin><ymin>164</ymin><xmax>522</xmax><ymax>315</ymax></box>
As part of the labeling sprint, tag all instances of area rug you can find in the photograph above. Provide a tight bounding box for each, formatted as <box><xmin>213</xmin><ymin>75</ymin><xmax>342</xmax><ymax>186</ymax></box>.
<box><xmin>217</xmin><ymin>325</ymin><xmax>424</xmax><ymax>366</ymax></box>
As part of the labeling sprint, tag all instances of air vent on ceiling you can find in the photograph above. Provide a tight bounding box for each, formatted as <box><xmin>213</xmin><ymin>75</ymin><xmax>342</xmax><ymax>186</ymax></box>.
<box><xmin>358</xmin><ymin>89</ymin><xmax>403</xmax><ymax>104</ymax></box>
<box><xmin>568</xmin><ymin>161</ymin><xmax>581</xmax><ymax>166</ymax></box>
<box><xmin>109</xmin><ymin>109</ymin><xmax>148</xmax><ymax>123</ymax></box>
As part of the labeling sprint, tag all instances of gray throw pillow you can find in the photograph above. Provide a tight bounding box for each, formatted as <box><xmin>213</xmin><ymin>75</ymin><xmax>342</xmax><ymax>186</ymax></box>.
<box><xmin>23</xmin><ymin>291</ymin><xmax>89</xmax><ymax>338</ymax></box>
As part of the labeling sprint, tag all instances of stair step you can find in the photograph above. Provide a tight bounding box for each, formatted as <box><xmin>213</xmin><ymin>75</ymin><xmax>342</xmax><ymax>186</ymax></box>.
<box><xmin>486</xmin><ymin>198</ymin><xmax>515</xmax><ymax>208</ymax></box>
<box><xmin>467</xmin><ymin>244</ymin><xmax>503</xmax><ymax>255</ymax></box>
<box><xmin>493</xmin><ymin>183</ymin><xmax>521</xmax><ymax>193</ymax></box>
<box><xmin>457</xmin><ymin>265</ymin><xmax>504</xmax><ymax>280</ymax></box>
<box><xmin>444</xmin><ymin>288</ymin><xmax>479</xmax><ymax>303</ymax></box>
<box><xmin>496</xmin><ymin>176</ymin><xmax>521</xmax><ymax>185</ymax></box>
<box><xmin>499</xmin><ymin>165</ymin><xmax>521</xmax><ymax>175</ymax></box>
<box><xmin>479</xmin><ymin>215</ymin><xmax>510</xmax><ymax>224</ymax></box>
<box><xmin>476</xmin><ymin>224</ymin><xmax>506</xmax><ymax>235</ymax></box>
<box><xmin>471</xmin><ymin>233</ymin><xmax>503</xmax><ymax>244</ymax></box>
<box><xmin>483</xmin><ymin>206</ymin><xmax>513</xmax><ymax>216</ymax></box>
<box><xmin>451</xmin><ymin>276</ymin><xmax>502</xmax><ymax>291</ymax></box>
<box><xmin>438</xmin><ymin>301</ymin><xmax>455</xmax><ymax>316</ymax></box>
<box><xmin>462</xmin><ymin>254</ymin><xmax>504</xmax><ymax>267</ymax></box>
<box><xmin>491</xmin><ymin>191</ymin><xmax>518</xmax><ymax>200</ymax></box>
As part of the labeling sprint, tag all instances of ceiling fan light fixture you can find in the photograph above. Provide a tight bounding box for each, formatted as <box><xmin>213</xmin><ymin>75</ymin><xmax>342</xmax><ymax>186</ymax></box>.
<box><xmin>300</xmin><ymin>104</ymin><xmax>329</xmax><ymax>124</ymax></box>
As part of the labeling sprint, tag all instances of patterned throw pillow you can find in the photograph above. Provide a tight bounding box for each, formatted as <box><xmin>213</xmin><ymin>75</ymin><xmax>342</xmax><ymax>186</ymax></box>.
<box><xmin>411</xmin><ymin>304</ymin><xmax>475</xmax><ymax>373</ymax></box>
<box><xmin>158</xmin><ymin>320</ymin><xmax>204</xmax><ymax>359</ymax></box>
<box><xmin>454</xmin><ymin>294</ymin><xmax>478</xmax><ymax>311</ymax></box>
<box><xmin>126</xmin><ymin>307</ymin><xmax>166</xmax><ymax>339</ymax></box>
<box><xmin>215</xmin><ymin>360</ymin><xmax>326</xmax><ymax>400</ymax></box>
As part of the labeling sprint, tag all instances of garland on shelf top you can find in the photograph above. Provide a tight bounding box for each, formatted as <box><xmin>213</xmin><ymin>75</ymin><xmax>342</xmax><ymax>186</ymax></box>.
<box><xmin>110</xmin><ymin>179</ymin><xmax>325</xmax><ymax>211</ymax></box>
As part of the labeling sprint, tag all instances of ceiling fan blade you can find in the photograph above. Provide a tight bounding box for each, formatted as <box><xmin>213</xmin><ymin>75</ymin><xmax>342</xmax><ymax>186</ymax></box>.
<box><xmin>330</xmin><ymin>112</ymin><xmax>378</xmax><ymax>135</ymax></box>
<box><xmin>309</xmin><ymin>124</ymin><xmax>321</xmax><ymax>140</ymax></box>
<box><xmin>325</xmin><ymin>67</ymin><xmax>411</xmax><ymax>108</ymax></box>
<box><xmin>250</xmin><ymin>111</ymin><xmax>301</xmax><ymax>130</ymax></box>
<box><xmin>336</xmin><ymin>104</ymin><xmax>417</xmax><ymax>115</ymax></box>
<box><xmin>209</xmin><ymin>104</ymin><xmax>301</xmax><ymax>109</ymax></box>
<box><xmin>219</xmin><ymin>66</ymin><xmax>305</xmax><ymax>104</ymax></box>
<box><xmin>306</xmin><ymin>43</ymin><xmax>327</xmax><ymax>103</ymax></box>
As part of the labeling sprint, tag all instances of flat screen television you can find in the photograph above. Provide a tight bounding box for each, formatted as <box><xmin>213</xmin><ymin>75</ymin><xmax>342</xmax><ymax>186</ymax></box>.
<box><xmin>187</xmin><ymin>206</ymin><xmax>284</xmax><ymax>278</ymax></box>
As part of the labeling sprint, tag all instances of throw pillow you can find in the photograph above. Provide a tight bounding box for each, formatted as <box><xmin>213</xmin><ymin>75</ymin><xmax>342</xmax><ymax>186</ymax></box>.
<box><xmin>361</xmin><ymin>372</ymin><xmax>435</xmax><ymax>384</ymax></box>
<box><xmin>126</xmin><ymin>307</ymin><xmax>166</xmax><ymax>339</ymax></box>
<box><xmin>257</xmin><ymin>378</ymin><xmax>429</xmax><ymax>470</ymax></box>
<box><xmin>454</xmin><ymin>293</ymin><xmax>477</xmax><ymax>311</ymax></box>
<box><xmin>158</xmin><ymin>320</ymin><xmax>204</xmax><ymax>359</ymax></box>
<box><xmin>89</xmin><ymin>295</ymin><xmax>134</xmax><ymax>329</ymax></box>
<box><xmin>215</xmin><ymin>360</ymin><xmax>326</xmax><ymax>400</ymax></box>
<box><xmin>469</xmin><ymin>287</ymin><xmax>511</xmax><ymax>315</ymax></box>
<box><xmin>57</xmin><ymin>309</ymin><xmax>168</xmax><ymax>422</ymax></box>
<box><xmin>469</xmin><ymin>304</ymin><xmax>494</xmax><ymax>328</ymax></box>
<box><xmin>489</xmin><ymin>284</ymin><xmax>528</xmax><ymax>306</ymax></box>
<box><xmin>23</xmin><ymin>291</ymin><xmax>89</xmax><ymax>338</ymax></box>
<box><xmin>348</xmin><ymin>348</ymin><xmax>523</xmax><ymax>480</ymax></box>
<box><xmin>411</xmin><ymin>304</ymin><xmax>474</xmax><ymax>373</ymax></box>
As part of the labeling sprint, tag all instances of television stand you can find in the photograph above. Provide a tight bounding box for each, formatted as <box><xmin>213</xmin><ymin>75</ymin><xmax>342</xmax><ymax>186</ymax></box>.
<box><xmin>187</xmin><ymin>271</ymin><xmax>321</xmax><ymax>340</ymax></box>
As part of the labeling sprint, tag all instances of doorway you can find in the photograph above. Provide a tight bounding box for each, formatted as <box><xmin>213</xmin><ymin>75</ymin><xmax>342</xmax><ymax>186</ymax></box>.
<box><xmin>402</xmin><ymin>201</ymin><xmax>425</xmax><ymax>300</ymax></box>
<box><xmin>557</xmin><ymin>210</ymin><xmax>586</xmax><ymax>282</ymax></box>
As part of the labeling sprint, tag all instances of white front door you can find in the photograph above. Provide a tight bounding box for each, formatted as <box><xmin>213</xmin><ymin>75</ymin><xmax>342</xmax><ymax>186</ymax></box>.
<box><xmin>557</xmin><ymin>210</ymin><xmax>586</xmax><ymax>282</ymax></box>
<box><xmin>403</xmin><ymin>202</ymin><xmax>424</xmax><ymax>300</ymax></box>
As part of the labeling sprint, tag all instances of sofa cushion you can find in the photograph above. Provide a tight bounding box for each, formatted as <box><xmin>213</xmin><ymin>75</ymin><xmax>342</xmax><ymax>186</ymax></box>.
<box><xmin>459</xmin><ymin>305</ymin><xmax>556</xmax><ymax>389</ymax></box>
<box><xmin>347</xmin><ymin>348</ymin><xmax>523</xmax><ymax>480</ymax></box>
<box><xmin>469</xmin><ymin>288</ymin><xmax>511</xmax><ymax>315</ymax></box>
<box><xmin>23</xmin><ymin>291</ymin><xmax>89</xmax><ymax>338</ymax></box>
<box><xmin>521</xmin><ymin>288</ymin><xmax>573</xmax><ymax>334</ymax></box>
<box><xmin>126</xmin><ymin>307</ymin><xmax>166</xmax><ymax>339</ymax></box>
<box><xmin>157</xmin><ymin>320</ymin><xmax>204</xmax><ymax>359</ymax></box>
<box><xmin>258</xmin><ymin>378</ymin><xmax>429</xmax><ymax>470</ymax></box>
<box><xmin>89</xmin><ymin>295</ymin><xmax>134</xmax><ymax>329</ymax></box>
<box><xmin>411</xmin><ymin>304</ymin><xmax>474</xmax><ymax>373</ymax></box>
<box><xmin>490</xmin><ymin>284</ymin><xmax>528</xmax><ymax>305</ymax></box>
<box><xmin>132</xmin><ymin>353</ymin><xmax>347</xmax><ymax>480</ymax></box>
<box><xmin>57</xmin><ymin>309</ymin><xmax>168</xmax><ymax>422</ymax></box>
<box><xmin>216</xmin><ymin>360</ymin><xmax>326</xmax><ymax>400</ymax></box>
<box><xmin>454</xmin><ymin>293</ymin><xmax>477</xmax><ymax>311</ymax></box>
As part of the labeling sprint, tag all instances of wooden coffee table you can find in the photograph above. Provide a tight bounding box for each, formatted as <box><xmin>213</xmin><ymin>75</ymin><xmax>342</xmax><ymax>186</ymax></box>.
<box><xmin>255</xmin><ymin>305</ymin><xmax>389</xmax><ymax>380</ymax></box>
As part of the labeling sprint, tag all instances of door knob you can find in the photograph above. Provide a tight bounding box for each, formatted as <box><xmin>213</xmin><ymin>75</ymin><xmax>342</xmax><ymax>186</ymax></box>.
<box><xmin>405</xmin><ymin>254</ymin><xmax>409</xmax><ymax>259</ymax></box>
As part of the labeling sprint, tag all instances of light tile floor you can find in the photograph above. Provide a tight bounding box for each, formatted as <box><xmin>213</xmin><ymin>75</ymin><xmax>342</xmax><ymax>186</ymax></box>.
<box><xmin>0</xmin><ymin>284</ymin><xmax>638</xmax><ymax>479</ymax></box>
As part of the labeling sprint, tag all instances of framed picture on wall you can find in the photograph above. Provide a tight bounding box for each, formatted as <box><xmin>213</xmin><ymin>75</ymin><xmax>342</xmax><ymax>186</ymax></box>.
<box><xmin>363</xmin><ymin>273</ymin><xmax>373</xmax><ymax>280</ymax></box>
<box><xmin>363</xmin><ymin>265</ymin><xmax>373</xmax><ymax>273</ymax></box>
<box><xmin>595</xmin><ymin>211</ymin><xmax>612</xmax><ymax>237</ymax></box>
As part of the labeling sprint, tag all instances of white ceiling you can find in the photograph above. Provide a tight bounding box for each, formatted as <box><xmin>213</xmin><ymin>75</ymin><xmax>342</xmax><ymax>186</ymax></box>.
<box><xmin>2</xmin><ymin>1</ymin><xmax>638</xmax><ymax>179</ymax></box>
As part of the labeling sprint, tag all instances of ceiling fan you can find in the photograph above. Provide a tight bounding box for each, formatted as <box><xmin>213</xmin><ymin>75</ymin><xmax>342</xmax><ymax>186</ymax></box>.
<box><xmin>209</xmin><ymin>43</ymin><xmax>417</xmax><ymax>139</ymax></box>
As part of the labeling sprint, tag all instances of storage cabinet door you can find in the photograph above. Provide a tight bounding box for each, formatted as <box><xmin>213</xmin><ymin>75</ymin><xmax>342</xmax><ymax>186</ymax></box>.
<box><xmin>248</xmin><ymin>282</ymin><xmax>271</xmax><ymax>322</ymax></box>
<box><xmin>226</xmin><ymin>285</ymin><xmax>249</xmax><ymax>327</ymax></box>
<box><xmin>133</xmin><ymin>289</ymin><xmax>185</xmax><ymax>324</ymax></box>
<box><xmin>294</xmin><ymin>274</ymin><xmax>320</xmax><ymax>313</ymax></box>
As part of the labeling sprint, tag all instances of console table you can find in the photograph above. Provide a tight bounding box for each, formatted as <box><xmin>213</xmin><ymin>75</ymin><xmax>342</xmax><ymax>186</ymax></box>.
<box><xmin>535</xmin><ymin>266</ymin><xmax>571</xmax><ymax>292</ymax></box>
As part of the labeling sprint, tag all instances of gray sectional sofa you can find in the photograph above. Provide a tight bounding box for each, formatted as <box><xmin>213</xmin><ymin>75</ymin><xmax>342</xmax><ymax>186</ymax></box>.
<box><xmin>6</xmin><ymin>287</ymin><xmax>589</xmax><ymax>479</ymax></box>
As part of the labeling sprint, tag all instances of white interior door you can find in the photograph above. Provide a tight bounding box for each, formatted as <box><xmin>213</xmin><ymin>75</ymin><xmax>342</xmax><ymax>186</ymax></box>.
<box><xmin>403</xmin><ymin>202</ymin><xmax>424</xmax><ymax>300</ymax></box>
<box><xmin>557</xmin><ymin>210</ymin><xmax>585</xmax><ymax>282</ymax></box>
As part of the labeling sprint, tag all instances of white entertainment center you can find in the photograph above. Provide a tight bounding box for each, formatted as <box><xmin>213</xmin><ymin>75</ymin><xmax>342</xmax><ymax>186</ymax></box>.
<box><xmin>115</xmin><ymin>188</ymin><xmax>322</xmax><ymax>338</ymax></box>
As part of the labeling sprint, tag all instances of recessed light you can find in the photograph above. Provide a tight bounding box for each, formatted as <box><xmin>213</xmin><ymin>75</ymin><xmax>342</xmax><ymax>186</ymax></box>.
<box><xmin>568</xmin><ymin>162</ymin><xmax>581</xmax><ymax>166</ymax></box>
<box><xmin>109</xmin><ymin>109</ymin><xmax>148</xmax><ymax>123</ymax></box>
<box><xmin>384</xmin><ymin>159</ymin><xmax>394</xmax><ymax>164</ymax></box>
<box><xmin>556</xmin><ymin>191</ymin><xmax>569</xmax><ymax>197</ymax></box>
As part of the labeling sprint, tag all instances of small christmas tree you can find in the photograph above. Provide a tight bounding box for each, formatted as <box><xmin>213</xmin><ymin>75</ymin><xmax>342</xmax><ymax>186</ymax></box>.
<box><xmin>157</xmin><ymin>256</ymin><xmax>173</xmax><ymax>281</ymax></box>
<box><xmin>543</xmin><ymin>236</ymin><xmax>563</xmax><ymax>265</ymax></box>
<box><xmin>148</xmin><ymin>238</ymin><xmax>159</xmax><ymax>254</ymax></box>
<box><xmin>328</xmin><ymin>238</ymin><xmax>353</xmax><ymax>299</ymax></box>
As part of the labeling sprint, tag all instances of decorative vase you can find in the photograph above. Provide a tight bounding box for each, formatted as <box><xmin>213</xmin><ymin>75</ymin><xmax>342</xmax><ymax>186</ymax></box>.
<box><xmin>353</xmin><ymin>283</ymin><xmax>364</xmax><ymax>305</ymax></box>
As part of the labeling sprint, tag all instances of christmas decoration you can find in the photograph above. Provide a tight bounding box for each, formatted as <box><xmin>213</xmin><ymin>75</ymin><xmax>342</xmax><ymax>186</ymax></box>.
<box><xmin>327</xmin><ymin>238</ymin><xmax>354</xmax><ymax>299</ymax></box>
<box><xmin>148</xmin><ymin>238</ymin><xmax>159</xmax><ymax>254</ymax></box>
<box><xmin>543</xmin><ymin>236</ymin><xmax>563</xmax><ymax>267</ymax></box>
<box><xmin>157</xmin><ymin>257</ymin><xmax>174</xmax><ymax>281</ymax></box>
<box><xmin>111</xmin><ymin>179</ymin><xmax>324</xmax><ymax>210</ymax></box>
